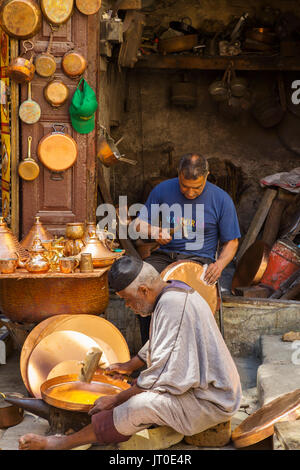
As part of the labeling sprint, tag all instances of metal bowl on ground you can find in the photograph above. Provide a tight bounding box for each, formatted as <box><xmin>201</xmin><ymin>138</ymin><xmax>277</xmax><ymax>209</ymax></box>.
<box><xmin>40</xmin><ymin>374</ymin><xmax>130</xmax><ymax>412</ymax></box>
<box><xmin>20</xmin><ymin>314</ymin><xmax>131</xmax><ymax>398</ymax></box>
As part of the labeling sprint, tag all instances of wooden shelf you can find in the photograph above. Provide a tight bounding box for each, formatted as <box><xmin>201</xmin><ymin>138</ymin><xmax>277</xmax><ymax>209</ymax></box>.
<box><xmin>136</xmin><ymin>54</ymin><xmax>300</xmax><ymax>71</ymax></box>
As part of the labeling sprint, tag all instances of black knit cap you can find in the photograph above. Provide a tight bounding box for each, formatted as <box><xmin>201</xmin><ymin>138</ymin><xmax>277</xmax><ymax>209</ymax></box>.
<box><xmin>108</xmin><ymin>255</ymin><xmax>143</xmax><ymax>292</ymax></box>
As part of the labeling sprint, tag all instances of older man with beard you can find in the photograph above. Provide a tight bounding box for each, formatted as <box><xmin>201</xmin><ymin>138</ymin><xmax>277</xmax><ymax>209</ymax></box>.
<box><xmin>19</xmin><ymin>256</ymin><xmax>241</xmax><ymax>451</ymax></box>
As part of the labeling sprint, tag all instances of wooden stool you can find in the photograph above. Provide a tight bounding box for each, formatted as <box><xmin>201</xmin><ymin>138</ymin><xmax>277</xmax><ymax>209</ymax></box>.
<box><xmin>184</xmin><ymin>420</ymin><xmax>231</xmax><ymax>447</ymax></box>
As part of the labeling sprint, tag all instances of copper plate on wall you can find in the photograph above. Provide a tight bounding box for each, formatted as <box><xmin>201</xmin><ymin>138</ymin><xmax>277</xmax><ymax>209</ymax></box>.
<box><xmin>37</xmin><ymin>125</ymin><xmax>78</xmax><ymax>172</ymax></box>
<box><xmin>161</xmin><ymin>260</ymin><xmax>218</xmax><ymax>314</ymax></box>
<box><xmin>232</xmin><ymin>388</ymin><xmax>300</xmax><ymax>448</ymax></box>
<box><xmin>231</xmin><ymin>240</ymin><xmax>270</xmax><ymax>293</ymax></box>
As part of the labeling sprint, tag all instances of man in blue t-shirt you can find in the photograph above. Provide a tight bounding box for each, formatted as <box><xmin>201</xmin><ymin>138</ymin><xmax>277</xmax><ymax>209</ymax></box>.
<box><xmin>135</xmin><ymin>153</ymin><xmax>241</xmax><ymax>344</ymax></box>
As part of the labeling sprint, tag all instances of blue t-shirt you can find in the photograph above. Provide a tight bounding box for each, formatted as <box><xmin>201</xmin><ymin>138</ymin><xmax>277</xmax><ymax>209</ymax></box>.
<box><xmin>138</xmin><ymin>178</ymin><xmax>241</xmax><ymax>261</ymax></box>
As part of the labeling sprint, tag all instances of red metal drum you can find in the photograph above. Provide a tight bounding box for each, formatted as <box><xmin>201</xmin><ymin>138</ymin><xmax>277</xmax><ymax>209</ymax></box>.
<box><xmin>260</xmin><ymin>239</ymin><xmax>300</xmax><ymax>291</ymax></box>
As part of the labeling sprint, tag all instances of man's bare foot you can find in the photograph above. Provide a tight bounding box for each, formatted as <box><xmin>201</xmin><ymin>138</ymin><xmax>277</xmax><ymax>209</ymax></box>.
<box><xmin>19</xmin><ymin>433</ymin><xmax>68</xmax><ymax>450</ymax></box>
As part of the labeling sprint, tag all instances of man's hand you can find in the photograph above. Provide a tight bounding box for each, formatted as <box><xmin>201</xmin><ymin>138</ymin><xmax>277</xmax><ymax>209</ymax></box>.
<box><xmin>88</xmin><ymin>395</ymin><xmax>117</xmax><ymax>415</ymax></box>
<box><xmin>204</xmin><ymin>261</ymin><xmax>223</xmax><ymax>285</ymax></box>
<box><xmin>105</xmin><ymin>361</ymin><xmax>135</xmax><ymax>376</ymax></box>
<box><xmin>154</xmin><ymin>228</ymin><xmax>172</xmax><ymax>245</ymax></box>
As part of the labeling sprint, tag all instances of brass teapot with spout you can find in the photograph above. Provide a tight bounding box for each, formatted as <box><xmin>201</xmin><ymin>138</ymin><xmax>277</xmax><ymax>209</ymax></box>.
<box><xmin>18</xmin><ymin>236</ymin><xmax>50</xmax><ymax>274</ymax></box>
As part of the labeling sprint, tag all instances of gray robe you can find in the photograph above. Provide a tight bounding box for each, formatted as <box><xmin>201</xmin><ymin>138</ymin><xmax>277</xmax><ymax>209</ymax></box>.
<box><xmin>113</xmin><ymin>287</ymin><xmax>242</xmax><ymax>436</ymax></box>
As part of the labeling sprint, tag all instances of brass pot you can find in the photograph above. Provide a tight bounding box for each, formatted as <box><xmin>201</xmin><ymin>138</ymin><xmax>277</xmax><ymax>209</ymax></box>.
<box><xmin>0</xmin><ymin>393</ymin><xmax>24</xmax><ymax>428</ymax></box>
<box><xmin>65</xmin><ymin>222</ymin><xmax>85</xmax><ymax>240</ymax></box>
<box><xmin>0</xmin><ymin>258</ymin><xmax>18</xmax><ymax>274</ymax></box>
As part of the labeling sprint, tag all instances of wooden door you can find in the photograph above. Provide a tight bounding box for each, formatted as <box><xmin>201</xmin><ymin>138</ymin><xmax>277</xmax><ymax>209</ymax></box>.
<box><xmin>20</xmin><ymin>10</ymin><xmax>99</xmax><ymax>237</ymax></box>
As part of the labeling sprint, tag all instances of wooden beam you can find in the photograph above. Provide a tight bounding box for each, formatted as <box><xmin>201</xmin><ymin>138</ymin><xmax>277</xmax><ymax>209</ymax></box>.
<box><xmin>10</xmin><ymin>39</ymin><xmax>19</xmax><ymax>239</ymax></box>
<box><xmin>236</xmin><ymin>188</ymin><xmax>277</xmax><ymax>264</ymax></box>
<box><xmin>136</xmin><ymin>54</ymin><xmax>300</xmax><ymax>71</ymax></box>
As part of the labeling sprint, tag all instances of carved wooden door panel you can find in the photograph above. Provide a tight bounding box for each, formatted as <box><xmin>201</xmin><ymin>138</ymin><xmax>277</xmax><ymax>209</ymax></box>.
<box><xmin>20</xmin><ymin>10</ymin><xmax>98</xmax><ymax>237</ymax></box>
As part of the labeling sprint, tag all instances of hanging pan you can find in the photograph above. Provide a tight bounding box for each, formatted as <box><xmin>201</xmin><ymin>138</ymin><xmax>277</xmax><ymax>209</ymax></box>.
<box><xmin>97</xmin><ymin>135</ymin><xmax>137</xmax><ymax>167</ymax></box>
<box><xmin>19</xmin><ymin>82</ymin><xmax>41</xmax><ymax>124</ymax></box>
<box><xmin>35</xmin><ymin>29</ymin><xmax>56</xmax><ymax>78</ymax></box>
<box><xmin>18</xmin><ymin>136</ymin><xmax>40</xmax><ymax>181</ymax></box>
<box><xmin>37</xmin><ymin>124</ymin><xmax>78</xmax><ymax>175</ymax></box>
<box><xmin>40</xmin><ymin>0</ymin><xmax>74</xmax><ymax>27</ymax></box>
<box><xmin>62</xmin><ymin>50</ymin><xmax>87</xmax><ymax>78</ymax></box>
<box><xmin>44</xmin><ymin>78</ymin><xmax>69</xmax><ymax>108</ymax></box>
<box><xmin>76</xmin><ymin>0</ymin><xmax>102</xmax><ymax>15</ymax></box>
<box><xmin>7</xmin><ymin>40</ymin><xmax>35</xmax><ymax>83</ymax></box>
<box><xmin>0</xmin><ymin>0</ymin><xmax>42</xmax><ymax>39</ymax></box>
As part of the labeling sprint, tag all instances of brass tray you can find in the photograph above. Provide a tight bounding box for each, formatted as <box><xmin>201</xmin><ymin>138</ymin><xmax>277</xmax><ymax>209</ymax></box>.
<box><xmin>232</xmin><ymin>388</ymin><xmax>300</xmax><ymax>448</ymax></box>
<box><xmin>41</xmin><ymin>373</ymin><xmax>130</xmax><ymax>412</ymax></box>
<box><xmin>161</xmin><ymin>260</ymin><xmax>218</xmax><ymax>314</ymax></box>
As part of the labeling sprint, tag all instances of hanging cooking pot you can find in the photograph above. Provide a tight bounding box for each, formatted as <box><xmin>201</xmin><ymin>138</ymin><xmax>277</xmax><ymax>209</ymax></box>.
<box><xmin>169</xmin><ymin>17</ymin><xmax>198</xmax><ymax>35</ymax></box>
<box><xmin>40</xmin><ymin>0</ymin><xmax>74</xmax><ymax>27</ymax></box>
<box><xmin>35</xmin><ymin>30</ymin><xmax>56</xmax><ymax>78</ymax></box>
<box><xmin>19</xmin><ymin>82</ymin><xmax>41</xmax><ymax>124</ymax></box>
<box><xmin>230</xmin><ymin>69</ymin><xmax>248</xmax><ymax>97</ymax></box>
<box><xmin>7</xmin><ymin>40</ymin><xmax>35</xmax><ymax>83</ymax></box>
<box><xmin>97</xmin><ymin>135</ymin><xmax>137</xmax><ymax>167</ymax></box>
<box><xmin>37</xmin><ymin>124</ymin><xmax>78</xmax><ymax>174</ymax></box>
<box><xmin>61</xmin><ymin>50</ymin><xmax>87</xmax><ymax>78</ymax></box>
<box><xmin>18</xmin><ymin>136</ymin><xmax>40</xmax><ymax>181</ymax></box>
<box><xmin>0</xmin><ymin>0</ymin><xmax>42</xmax><ymax>39</ymax></box>
<box><xmin>158</xmin><ymin>34</ymin><xmax>198</xmax><ymax>54</ymax></box>
<box><xmin>75</xmin><ymin>0</ymin><xmax>101</xmax><ymax>15</ymax></box>
<box><xmin>44</xmin><ymin>78</ymin><xmax>69</xmax><ymax>108</ymax></box>
<box><xmin>209</xmin><ymin>65</ymin><xmax>231</xmax><ymax>102</ymax></box>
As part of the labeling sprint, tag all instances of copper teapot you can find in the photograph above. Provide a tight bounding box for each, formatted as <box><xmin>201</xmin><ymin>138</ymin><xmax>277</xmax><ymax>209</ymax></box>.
<box><xmin>18</xmin><ymin>237</ymin><xmax>50</xmax><ymax>274</ymax></box>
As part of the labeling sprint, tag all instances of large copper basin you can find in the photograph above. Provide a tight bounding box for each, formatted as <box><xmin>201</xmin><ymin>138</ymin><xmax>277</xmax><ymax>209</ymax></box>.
<box><xmin>0</xmin><ymin>269</ymin><xmax>109</xmax><ymax>323</ymax></box>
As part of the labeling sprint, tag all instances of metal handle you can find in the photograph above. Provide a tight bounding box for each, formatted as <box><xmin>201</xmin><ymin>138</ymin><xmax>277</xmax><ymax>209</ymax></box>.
<box><xmin>27</xmin><ymin>136</ymin><xmax>32</xmax><ymax>159</ymax></box>
<box><xmin>27</xmin><ymin>81</ymin><xmax>32</xmax><ymax>100</ymax></box>
<box><xmin>52</xmin><ymin>123</ymin><xmax>65</xmax><ymax>134</ymax></box>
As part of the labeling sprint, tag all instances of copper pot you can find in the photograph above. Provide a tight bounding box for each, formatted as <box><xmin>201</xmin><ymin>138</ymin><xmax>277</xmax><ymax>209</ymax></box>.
<box><xmin>0</xmin><ymin>0</ymin><xmax>42</xmax><ymax>39</ymax></box>
<box><xmin>0</xmin><ymin>393</ymin><xmax>24</xmax><ymax>428</ymax></box>
<box><xmin>21</xmin><ymin>216</ymin><xmax>52</xmax><ymax>250</ymax></box>
<box><xmin>158</xmin><ymin>34</ymin><xmax>198</xmax><ymax>53</ymax></box>
<box><xmin>65</xmin><ymin>222</ymin><xmax>85</xmax><ymax>240</ymax></box>
<box><xmin>0</xmin><ymin>258</ymin><xmax>18</xmax><ymax>274</ymax></box>
<box><xmin>61</xmin><ymin>50</ymin><xmax>87</xmax><ymax>78</ymax></box>
<box><xmin>7</xmin><ymin>40</ymin><xmax>35</xmax><ymax>83</ymax></box>
<box><xmin>0</xmin><ymin>217</ymin><xmax>28</xmax><ymax>259</ymax></box>
<box><xmin>44</xmin><ymin>78</ymin><xmax>69</xmax><ymax>108</ymax></box>
<box><xmin>79</xmin><ymin>234</ymin><xmax>119</xmax><ymax>268</ymax></box>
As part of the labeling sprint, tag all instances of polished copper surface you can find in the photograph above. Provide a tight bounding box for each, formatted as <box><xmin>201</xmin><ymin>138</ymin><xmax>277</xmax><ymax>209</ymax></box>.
<box><xmin>41</xmin><ymin>373</ymin><xmax>130</xmax><ymax>412</ymax></box>
<box><xmin>161</xmin><ymin>260</ymin><xmax>218</xmax><ymax>314</ymax></box>
<box><xmin>79</xmin><ymin>234</ymin><xmax>122</xmax><ymax>267</ymax></box>
<box><xmin>65</xmin><ymin>222</ymin><xmax>85</xmax><ymax>240</ymax></box>
<box><xmin>0</xmin><ymin>0</ymin><xmax>42</xmax><ymax>39</ymax></box>
<box><xmin>231</xmin><ymin>241</ymin><xmax>270</xmax><ymax>293</ymax></box>
<box><xmin>21</xmin><ymin>314</ymin><xmax>130</xmax><ymax>397</ymax></box>
<box><xmin>40</xmin><ymin>0</ymin><xmax>74</xmax><ymax>25</ymax></box>
<box><xmin>18</xmin><ymin>237</ymin><xmax>50</xmax><ymax>273</ymax></box>
<box><xmin>20</xmin><ymin>315</ymin><xmax>70</xmax><ymax>395</ymax></box>
<box><xmin>27</xmin><ymin>330</ymin><xmax>101</xmax><ymax>397</ymax></box>
<box><xmin>0</xmin><ymin>269</ymin><xmax>109</xmax><ymax>322</ymax></box>
<box><xmin>0</xmin><ymin>217</ymin><xmax>29</xmax><ymax>259</ymax></box>
<box><xmin>75</xmin><ymin>0</ymin><xmax>101</xmax><ymax>15</ymax></box>
<box><xmin>21</xmin><ymin>216</ymin><xmax>52</xmax><ymax>250</ymax></box>
<box><xmin>232</xmin><ymin>389</ymin><xmax>300</xmax><ymax>448</ymax></box>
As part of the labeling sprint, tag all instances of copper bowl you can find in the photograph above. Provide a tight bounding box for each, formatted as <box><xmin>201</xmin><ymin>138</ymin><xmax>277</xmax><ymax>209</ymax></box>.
<box><xmin>65</xmin><ymin>223</ymin><xmax>85</xmax><ymax>240</ymax></box>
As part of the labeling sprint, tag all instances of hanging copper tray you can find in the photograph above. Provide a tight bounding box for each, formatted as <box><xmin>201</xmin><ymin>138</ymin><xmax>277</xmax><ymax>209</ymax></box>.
<box><xmin>161</xmin><ymin>260</ymin><xmax>218</xmax><ymax>314</ymax></box>
<box><xmin>37</xmin><ymin>124</ymin><xmax>78</xmax><ymax>172</ymax></box>
<box><xmin>41</xmin><ymin>373</ymin><xmax>130</xmax><ymax>412</ymax></box>
<box><xmin>40</xmin><ymin>0</ymin><xmax>74</xmax><ymax>26</ymax></box>
<box><xmin>231</xmin><ymin>241</ymin><xmax>270</xmax><ymax>294</ymax></box>
<box><xmin>232</xmin><ymin>388</ymin><xmax>300</xmax><ymax>448</ymax></box>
